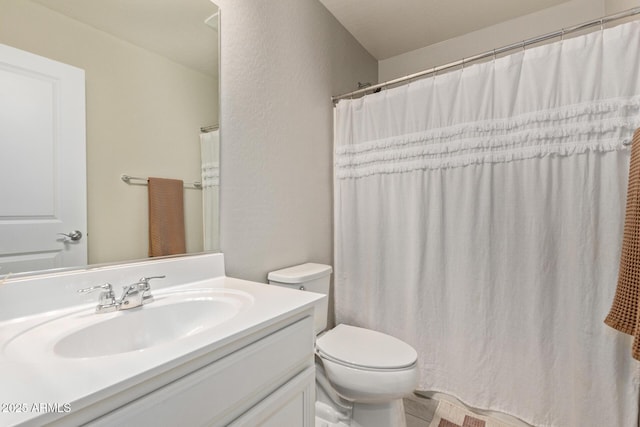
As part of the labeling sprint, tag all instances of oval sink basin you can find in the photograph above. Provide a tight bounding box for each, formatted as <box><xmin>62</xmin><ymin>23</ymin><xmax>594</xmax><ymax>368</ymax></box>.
<box><xmin>4</xmin><ymin>288</ymin><xmax>253</xmax><ymax>360</ymax></box>
<box><xmin>55</xmin><ymin>299</ymin><xmax>238</xmax><ymax>358</ymax></box>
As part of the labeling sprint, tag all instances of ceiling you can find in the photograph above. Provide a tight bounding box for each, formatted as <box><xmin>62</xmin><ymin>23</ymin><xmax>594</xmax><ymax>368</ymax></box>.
<box><xmin>29</xmin><ymin>0</ymin><xmax>572</xmax><ymax>72</ymax></box>
<box><xmin>31</xmin><ymin>0</ymin><xmax>219</xmax><ymax>77</ymax></box>
<box><xmin>319</xmin><ymin>0</ymin><xmax>571</xmax><ymax>60</ymax></box>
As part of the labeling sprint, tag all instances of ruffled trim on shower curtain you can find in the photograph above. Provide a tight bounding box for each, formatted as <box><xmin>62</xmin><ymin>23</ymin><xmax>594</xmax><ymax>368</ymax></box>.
<box><xmin>335</xmin><ymin>96</ymin><xmax>640</xmax><ymax>179</ymax></box>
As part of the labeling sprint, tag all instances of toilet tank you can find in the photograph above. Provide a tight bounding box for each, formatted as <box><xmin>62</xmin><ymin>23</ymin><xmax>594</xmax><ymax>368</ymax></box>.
<box><xmin>267</xmin><ymin>263</ymin><xmax>332</xmax><ymax>334</ymax></box>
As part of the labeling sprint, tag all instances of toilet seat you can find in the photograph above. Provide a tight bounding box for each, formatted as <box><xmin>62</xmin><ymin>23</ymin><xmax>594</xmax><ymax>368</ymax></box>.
<box><xmin>316</xmin><ymin>324</ymin><xmax>417</xmax><ymax>371</ymax></box>
<box><xmin>316</xmin><ymin>325</ymin><xmax>419</xmax><ymax>403</ymax></box>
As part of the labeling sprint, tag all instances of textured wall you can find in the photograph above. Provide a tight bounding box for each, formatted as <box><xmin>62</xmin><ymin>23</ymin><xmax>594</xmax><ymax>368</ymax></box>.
<box><xmin>216</xmin><ymin>0</ymin><xmax>377</xmax><ymax>283</ymax></box>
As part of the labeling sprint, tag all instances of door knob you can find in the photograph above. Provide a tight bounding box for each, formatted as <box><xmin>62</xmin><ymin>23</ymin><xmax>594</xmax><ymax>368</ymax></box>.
<box><xmin>58</xmin><ymin>230</ymin><xmax>83</xmax><ymax>241</ymax></box>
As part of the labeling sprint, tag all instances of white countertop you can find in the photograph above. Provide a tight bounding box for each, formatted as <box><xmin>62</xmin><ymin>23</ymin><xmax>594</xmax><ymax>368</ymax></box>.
<box><xmin>0</xmin><ymin>273</ymin><xmax>323</xmax><ymax>426</ymax></box>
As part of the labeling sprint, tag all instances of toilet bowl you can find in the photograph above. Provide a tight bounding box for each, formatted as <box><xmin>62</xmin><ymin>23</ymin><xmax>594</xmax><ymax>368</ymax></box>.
<box><xmin>268</xmin><ymin>263</ymin><xmax>418</xmax><ymax>427</ymax></box>
<box><xmin>317</xmin><ymin>324</ymin><xmax>418</xmax><ymax>403</ymax></box>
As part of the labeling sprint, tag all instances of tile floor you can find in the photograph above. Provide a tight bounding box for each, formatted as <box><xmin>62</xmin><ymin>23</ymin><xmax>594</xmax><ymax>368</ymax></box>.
<box><xmin>404</xmin><ymin>393</ymin><xmax>438</xmax><ymax>426</ymax></box>
<box><xmin>404</xmin><ymin>393</ymin><xmax>532</xmax><ymax>427</ymax></box>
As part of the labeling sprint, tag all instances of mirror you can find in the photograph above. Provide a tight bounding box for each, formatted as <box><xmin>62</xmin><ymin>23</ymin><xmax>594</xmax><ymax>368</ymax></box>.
<box><xmin>0</xmin><ymin>0</ymin><xmax>219</xmax><ymax>276</ymax></box>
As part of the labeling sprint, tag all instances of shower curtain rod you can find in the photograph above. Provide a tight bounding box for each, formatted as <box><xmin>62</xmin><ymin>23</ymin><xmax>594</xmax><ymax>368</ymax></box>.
<box><xmin>332</xmin><ymin>6</ymin><xmax>640</xmax><ymax>103</ymax></box>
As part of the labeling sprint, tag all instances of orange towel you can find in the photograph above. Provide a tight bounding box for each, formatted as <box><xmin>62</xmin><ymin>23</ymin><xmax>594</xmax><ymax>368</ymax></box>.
<box><xmin>605</xmin><ymin>128</ymin><xmax>640</xmax><ymax>359</ymax></box>
<box><xmin>148</xmin><ymin>177</ymin><xmax>186</xmax><ymax>257</ymax></box>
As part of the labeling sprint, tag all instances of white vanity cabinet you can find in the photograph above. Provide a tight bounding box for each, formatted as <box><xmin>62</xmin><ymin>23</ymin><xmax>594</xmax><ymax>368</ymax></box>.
<box><xmin>87</xmin><ymin>315</ymin><xmax>316</xmax><ymax>427</ymax></box>
<box><xmin>0</xmin><ymin>254</ymin><xmax>324</xmax><ymax>427</ymax></box>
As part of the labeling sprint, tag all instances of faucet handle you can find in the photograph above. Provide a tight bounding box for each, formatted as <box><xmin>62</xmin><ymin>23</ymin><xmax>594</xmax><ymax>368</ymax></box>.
<box><xmin>118</xmin><ymin>276</ymin><xmax>165</xmax><ymax>309</ymax></box>
<box><xmin>137</xmin><ymin>275</ymin><xmax>166</xmax><ymax>289</ymax></box>
<box><xmin>78</xmin><ymin>283</ymin><xmax>117</xmax><ymax>313</ymax></box>
<box><xmin>139</xmin><ymin>275</ymin><xmax>166</xmax><ymax>284</ymax></box>
<box><xmin>78</xmin><ymin>283</ymin><xmax>113</xmax><ymax>294</ymax></box>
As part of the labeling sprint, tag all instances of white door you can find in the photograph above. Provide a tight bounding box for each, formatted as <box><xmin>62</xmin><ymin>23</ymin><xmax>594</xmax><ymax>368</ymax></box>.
<box><xmin>0</xmin><ymin>43</ymin><xmax>87</xmax><ymax>275</ymax></box>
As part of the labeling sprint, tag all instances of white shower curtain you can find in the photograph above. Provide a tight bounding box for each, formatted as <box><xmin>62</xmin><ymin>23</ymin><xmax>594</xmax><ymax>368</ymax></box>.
<box><xmin>334</xmin><ymin>22</ymin><xmax>640</xmax><ymax>427</ymax></box>
<box><xmin>200</xmin><ymin>129</ymin><xmax>220</xmax><ymax>252</ymax></box>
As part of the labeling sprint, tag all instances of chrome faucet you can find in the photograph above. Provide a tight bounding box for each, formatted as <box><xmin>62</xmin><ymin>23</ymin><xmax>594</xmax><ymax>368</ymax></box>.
<box><xmin>77</xmin><ymin>283</ymin><xmax>117</xmax><ymax>313</ymax></box>
<box><xmin>118</xmin><ymin>275</ymin><xmax>165</xmax><ymax>310</ymax></box>
<box><xmin>78</xmin><ymin>275</ymin><xmax>165</xmax><ymax>313</ymax></box>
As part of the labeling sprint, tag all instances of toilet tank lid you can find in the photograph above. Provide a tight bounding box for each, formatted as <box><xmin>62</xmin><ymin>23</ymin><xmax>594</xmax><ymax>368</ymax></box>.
<box><xmin>267</xmin><ymin>263</ymin><xmax>332</xmax><ymax>284</ymax></box>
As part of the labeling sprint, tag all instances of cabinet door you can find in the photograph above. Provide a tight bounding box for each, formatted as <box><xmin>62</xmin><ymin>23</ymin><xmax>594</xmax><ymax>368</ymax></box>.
<box><xmin>228</xmin><ymin>366</ymin><xmax>315</xmax><ymax>427</ymax></box>
<box><xmin>87</xmin><ymin>316</ymin><xmax>314</xmax><ymax>427</ymax></box>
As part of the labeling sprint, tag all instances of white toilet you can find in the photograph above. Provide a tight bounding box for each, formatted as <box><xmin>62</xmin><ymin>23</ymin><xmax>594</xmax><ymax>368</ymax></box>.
<box><xmin>268</xmin><ymin>263</ymin><xmax>418</xmax><ymax>427</ymax></box>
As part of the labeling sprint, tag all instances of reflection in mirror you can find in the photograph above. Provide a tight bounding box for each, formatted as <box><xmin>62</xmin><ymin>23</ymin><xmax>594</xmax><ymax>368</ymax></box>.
<box><xmin>0</xmin><ymin>0</ymin><xmax>220</xmax><ymax>277</ymax></box>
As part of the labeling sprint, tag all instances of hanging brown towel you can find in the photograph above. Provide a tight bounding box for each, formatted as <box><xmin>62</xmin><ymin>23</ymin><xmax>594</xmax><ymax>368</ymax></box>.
<box><xmin>148</xmin><ymin>177</ymin><xmax>186</xmax><ymax>257</ymax></box>
<box><xmin>605</xmin><ymin>128</ymin><xmax>640</xmax><ymax>359</ymax></box>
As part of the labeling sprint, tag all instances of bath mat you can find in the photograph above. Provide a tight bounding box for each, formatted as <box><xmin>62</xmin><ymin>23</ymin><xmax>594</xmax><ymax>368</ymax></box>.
<box><xmin>428</xmin><ymin>399</ymin><xmax>515</xmax><ymax>427</ymax></box>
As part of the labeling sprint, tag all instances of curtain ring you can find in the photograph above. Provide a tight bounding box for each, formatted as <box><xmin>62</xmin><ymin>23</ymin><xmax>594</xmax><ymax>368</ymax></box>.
<box><xmin>461</xmin><ymin>57</ymin><xmax>465</xmax><ymax>70</ymax></box>
<box><xmin>600</xmin><ymin>19</ymin><xmax>604</xmax><ymax>31</ymax></box>
<box><xmin>493</xmin><ymin>49</ymin><xmax>497</xmax><ymax>61</ymax></box>
<box><xmin>561</xmin><ymin>28</ymin><xmax>565</xmax><ymax>41</ymax></box>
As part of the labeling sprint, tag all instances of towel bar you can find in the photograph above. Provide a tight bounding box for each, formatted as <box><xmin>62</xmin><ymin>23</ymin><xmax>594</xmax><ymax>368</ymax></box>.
<box><xmin>121</xmin><ymin>174</ymin><xmax>202</xmax><ymax>189</ymax></box>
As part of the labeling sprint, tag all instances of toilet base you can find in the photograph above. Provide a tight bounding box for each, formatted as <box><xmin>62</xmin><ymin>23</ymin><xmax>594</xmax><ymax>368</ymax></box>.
<box><xmin>315</xmin><ymin>365</ymin><xmax>408</xmax><ymax>427</ymax></box>
<box><xmin>351</xmin><ymin>399</ymin><xmax>407</xmax><ymax>427</ymax></box>
<box><xmin>315</xmin><ymin>399</ymin><xmax>407</xmax><ymax>427</ymax></box>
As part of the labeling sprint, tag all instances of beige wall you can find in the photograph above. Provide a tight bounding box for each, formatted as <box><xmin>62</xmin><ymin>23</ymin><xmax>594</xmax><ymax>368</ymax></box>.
<box><xmin>0</xmin><ymin>0</ymin><xmax>218</xmax><ymax>265</ymax></box>
<box><xmin>379</xmin><ymin>0</ymin><xmax>611</xmax><ymax>81</ymax></box>
<box><xmin>606</xmin><ymin>0</ymin><xmax>639</xmax><ymax>13</ymax></box>
<box><xmin>379</xmin><ymin>0</ymin><xmax>639</xmax><ymax>81</ymax></box>
<box><xmin>216</xmin><ymin>0</ymin><xmax>377</xmax><ymax>284</ymax></box>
